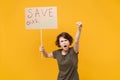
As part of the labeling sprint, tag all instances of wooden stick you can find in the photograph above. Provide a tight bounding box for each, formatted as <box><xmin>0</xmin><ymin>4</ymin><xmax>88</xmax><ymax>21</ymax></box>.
<box><xmin>40</xmin><ymin>29</ymin><xmax>43</xmax><ymax>59</ymax></box>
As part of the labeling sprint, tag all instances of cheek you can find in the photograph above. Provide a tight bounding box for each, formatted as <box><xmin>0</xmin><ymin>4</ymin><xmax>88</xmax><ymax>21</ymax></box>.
<box><xmin>59</xmin><ymin>42</ymin><xmax>62</xmax><ymax>46</ymax></box>
<box><xmin>67</xmin><ymin>41</ymin><xmax>70</xmax><ymax>44</ymax></box>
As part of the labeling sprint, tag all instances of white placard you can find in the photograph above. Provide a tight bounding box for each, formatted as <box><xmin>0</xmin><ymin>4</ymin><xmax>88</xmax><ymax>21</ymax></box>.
<box><xmin>25</xmin><ymin>7</ymin><xmax>57</xmax><ymax>29</ymax></box>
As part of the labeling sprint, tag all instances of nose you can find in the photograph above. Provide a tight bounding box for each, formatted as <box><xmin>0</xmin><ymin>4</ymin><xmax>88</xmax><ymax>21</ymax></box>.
<box><xmin>63</xmin><ymin>41</ymin><xmax>67</xmax><ymax>44</ymax></box>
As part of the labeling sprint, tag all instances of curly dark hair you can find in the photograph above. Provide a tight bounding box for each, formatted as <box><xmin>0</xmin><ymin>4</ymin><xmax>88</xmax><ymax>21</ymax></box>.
<box><xmin>55</xmin><ymin>32</ymin><xmax>73</xmax><ymax>47</ymax></box>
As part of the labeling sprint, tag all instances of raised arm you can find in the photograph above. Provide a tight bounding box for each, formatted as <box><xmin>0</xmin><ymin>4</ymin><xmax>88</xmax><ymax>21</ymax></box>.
<box><xmin>39</xmin><ymin>45</ymin><xmax>53</xmax><ymax>58</ymax></box>
<box><xmin>74</xmin><ymin>22</ymin><xmax>82</xmax><ymax>53</ymax></box>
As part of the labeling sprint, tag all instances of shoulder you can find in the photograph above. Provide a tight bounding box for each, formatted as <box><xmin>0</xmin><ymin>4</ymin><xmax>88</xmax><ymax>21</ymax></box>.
<box><xmin>52</xmin><ymin>49</ymin><xmax>61</xmax><ymax>58</ymax></box>
<box><xmin>70</xmin><ymin>47</ymin><xmax>79</xmax><ymax>54</ymax></box>
<box><xmin>53</xmin><ymin>48</ymin><xmax>61</xmax><ymax>54</ymax></box>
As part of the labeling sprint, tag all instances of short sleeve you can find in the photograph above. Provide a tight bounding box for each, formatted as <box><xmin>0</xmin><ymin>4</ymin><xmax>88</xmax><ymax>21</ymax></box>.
<box><xmin>52</xmin><ymin>50</ymin><xmax>57</xmax><ymax>59</ymax></box>
<box><xmin>71</xmin><ymin>47</ymin><xmax>79</xmax><ymax>55</ymax></box>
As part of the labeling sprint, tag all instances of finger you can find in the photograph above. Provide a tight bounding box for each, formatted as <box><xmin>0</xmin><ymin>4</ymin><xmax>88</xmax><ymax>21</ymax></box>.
<box><xmin>76</xmin><ymin>22</ymin><xmax>82</xmax><ymax>26</ymax></box>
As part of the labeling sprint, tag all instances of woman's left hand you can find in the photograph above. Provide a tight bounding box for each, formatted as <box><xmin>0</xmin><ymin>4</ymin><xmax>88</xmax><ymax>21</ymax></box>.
<box><xmin>76</xmin><ymin>22</ymin><xmax>82</xmax><ymax>30</ymax></box>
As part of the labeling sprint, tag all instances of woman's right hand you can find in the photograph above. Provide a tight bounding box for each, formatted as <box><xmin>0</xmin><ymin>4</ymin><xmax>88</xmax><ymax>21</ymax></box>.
<box><xmin>39</xmin><ymin>45</ymin><xmax>45</xmax><ymax>52</ymax></box>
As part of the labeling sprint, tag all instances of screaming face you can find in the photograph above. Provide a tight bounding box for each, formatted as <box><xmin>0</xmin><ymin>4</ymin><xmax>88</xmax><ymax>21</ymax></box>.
<box><xmin>59</xmin><ymin>37</ymin><xmax>70</xmax><ymax>51</ymax></box>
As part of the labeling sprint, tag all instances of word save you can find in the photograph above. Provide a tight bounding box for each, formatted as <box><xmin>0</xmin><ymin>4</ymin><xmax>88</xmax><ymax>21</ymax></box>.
<box><xmin>25</xmin><ymin>7</ymin><xmax>57</xmax><ymax>29</ymax></box>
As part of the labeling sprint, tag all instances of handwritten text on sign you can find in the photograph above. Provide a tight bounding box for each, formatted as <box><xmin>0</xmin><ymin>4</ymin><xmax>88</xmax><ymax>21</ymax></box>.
<box><xmin>25</xmin><ymin>7</ymin><xmax>57</xmax><ymax>29</ymax></box>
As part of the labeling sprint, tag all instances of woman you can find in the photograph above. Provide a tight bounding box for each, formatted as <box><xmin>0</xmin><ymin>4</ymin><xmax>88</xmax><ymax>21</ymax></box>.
<box><xmin>40</xmin><ymin>22</ymin><xmax>82</xmax><ymax>80</ymax></box>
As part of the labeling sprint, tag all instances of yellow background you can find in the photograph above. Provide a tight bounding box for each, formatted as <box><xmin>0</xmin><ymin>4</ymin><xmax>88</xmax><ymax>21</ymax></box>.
<box><xmin>0</xmin><ymin>0</ymin><xmax>120</xmax><ymax>80</ymax></box>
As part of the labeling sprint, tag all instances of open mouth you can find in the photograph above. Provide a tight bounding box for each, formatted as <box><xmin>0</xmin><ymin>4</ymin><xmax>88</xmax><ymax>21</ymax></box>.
<box><xmin>64</xmin><ymin>45</ymin><xmax>67</xmax><ymax>48</ymax></box>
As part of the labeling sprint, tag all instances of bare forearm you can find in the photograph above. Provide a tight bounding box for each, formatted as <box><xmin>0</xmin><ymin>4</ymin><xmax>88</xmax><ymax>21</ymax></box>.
<box><xmin>74</xmin><ymin>29</ymin><xmax>81</xmax><ymax>44</ymax></box>
<box><xmin>74</xmin><ymin>22</ymin><xmax>82</xmax><ymax>53</ymax></box>
<box><xmin>41</xmin><ymin>50</ymin><xmax>49</xmax><ymax>58</ymax></box>
<box><xmin>39</xmin><ymin>46</ymin><xmax>53</xmax><ymax>58</ymax></box>
<box><xmin>74</xmin><ymin>22</ymin><xmax>82</xmax><ymax>44</ymax></box>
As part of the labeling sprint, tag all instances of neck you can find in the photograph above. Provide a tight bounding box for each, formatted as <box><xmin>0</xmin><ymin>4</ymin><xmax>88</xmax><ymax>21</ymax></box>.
<box><xmin>62</xmin><ymin>50</ymin><xmax>69</xmax><ymax>55</ymax></box>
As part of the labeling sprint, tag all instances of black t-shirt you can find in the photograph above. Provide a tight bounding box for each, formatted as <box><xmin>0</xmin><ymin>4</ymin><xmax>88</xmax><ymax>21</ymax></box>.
<box><xmin>53</xmin><ymin>47</ymin><xmax>79</xmax><ymax>80</ymax></box>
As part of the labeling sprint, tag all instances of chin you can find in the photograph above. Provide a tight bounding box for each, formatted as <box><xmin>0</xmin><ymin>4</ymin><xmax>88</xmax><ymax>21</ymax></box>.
<box><xmin>63</xmin><ymin>48</ymin><xmax>69</xmax><ymax>51</ymax></box>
